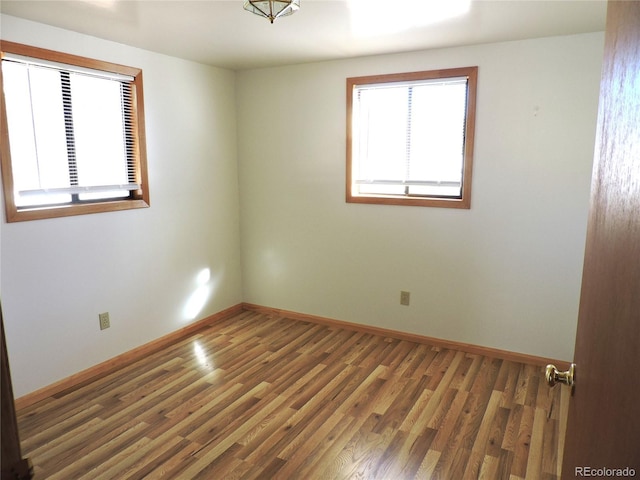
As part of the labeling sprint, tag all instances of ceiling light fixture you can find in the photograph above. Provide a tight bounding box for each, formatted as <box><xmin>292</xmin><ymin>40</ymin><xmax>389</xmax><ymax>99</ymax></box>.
<box><xmin>243</xmin><ymin>0</ymin><xmax>300</xmax><ymax>24</ymax></box>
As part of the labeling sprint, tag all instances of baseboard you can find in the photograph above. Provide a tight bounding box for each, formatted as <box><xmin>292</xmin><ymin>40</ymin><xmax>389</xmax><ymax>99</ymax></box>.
<box><xmin>242</xmin><ymin>303</ymin><xmax>571</xmax><ymax>369</ymax></box>
<box><xmin>15</xmin><ymin>303</ymin><xmax>244</xmax><ymax>410</ymax></box>
<box><xmin>16</xmin><ymin>301</ymin><xmax>568</xmax><ymax>410</ymax></box>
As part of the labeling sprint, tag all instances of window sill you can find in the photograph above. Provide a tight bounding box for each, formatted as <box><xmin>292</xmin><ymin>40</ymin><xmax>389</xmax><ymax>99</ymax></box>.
<box><xmin>5</xmin><ymin>198</ymin><xmax>150</xmax><ymax>223</ymax></box>
<box><xmin>346</xmin><ymin>193</ymin><xmax>470</xmax><ymax>209</ymax></box>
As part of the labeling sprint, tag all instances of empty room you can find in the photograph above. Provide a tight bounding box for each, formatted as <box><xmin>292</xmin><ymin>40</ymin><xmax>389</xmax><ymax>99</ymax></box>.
<box><xmin>2</xmin><ymin>1</ymin><xmax>639</xmax><ymax>479</ymax></box>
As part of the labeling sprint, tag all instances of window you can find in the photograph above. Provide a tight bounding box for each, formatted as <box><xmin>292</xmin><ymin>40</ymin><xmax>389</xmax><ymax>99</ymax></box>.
<box><xmin>346</xmin><ymin>67</ymin><xmax>477</xmax><ymax>208</ymax></box>
<box><xmin>1</xmin><ymin>41</ymin><xmax>149</xmax><ymax>222</ymax></box>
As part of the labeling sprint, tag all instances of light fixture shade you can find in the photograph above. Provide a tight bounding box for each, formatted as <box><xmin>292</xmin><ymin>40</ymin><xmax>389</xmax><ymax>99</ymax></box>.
<box><xmin>243</xmin><ymin>0</ymin><xmax>300</xmax><ymax>23</ymax></box>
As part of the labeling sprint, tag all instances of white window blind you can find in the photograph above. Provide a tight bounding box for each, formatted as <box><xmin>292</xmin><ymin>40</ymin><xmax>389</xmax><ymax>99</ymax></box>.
<box><xmin>351</xmin><ymin>76</ymin><xmax>468</xmax><ymax>199</ymax></box>
<box><xmin>2</xmin><ymin>55</ymin><xmax>139</xmax><ymax>208</ymax></box>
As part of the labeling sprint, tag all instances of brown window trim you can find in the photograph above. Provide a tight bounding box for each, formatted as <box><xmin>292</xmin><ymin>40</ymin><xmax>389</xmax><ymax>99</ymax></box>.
<box><xmin>346</xmin><ymin>66</ymin><xmax>477</xmax><ymax>209</ymax></box>
<box><xmin>0</xmin><ymin>41</ymin><xmax>150</xmax><ymax>222</ymax></box>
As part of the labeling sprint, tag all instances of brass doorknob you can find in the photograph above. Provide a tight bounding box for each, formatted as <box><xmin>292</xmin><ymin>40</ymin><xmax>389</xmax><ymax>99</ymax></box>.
<box><xmin>545</xmin><ymin>363</ymin><xmax>576</xmax><ymax>387</ymax></box>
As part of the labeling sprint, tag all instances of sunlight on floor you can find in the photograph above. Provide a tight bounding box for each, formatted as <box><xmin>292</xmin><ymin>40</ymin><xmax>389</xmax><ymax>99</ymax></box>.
<box><xmin>193</xmin><ymin>340</ymin><xmax>214</xmax><ymax>370</ymax></box>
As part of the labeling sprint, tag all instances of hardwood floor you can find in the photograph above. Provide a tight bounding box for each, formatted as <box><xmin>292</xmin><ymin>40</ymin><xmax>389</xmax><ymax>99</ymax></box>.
<box><xmin>17</xmin><ymin>310</ymin><xmax>566</xmax><ymax>479</ymax></box>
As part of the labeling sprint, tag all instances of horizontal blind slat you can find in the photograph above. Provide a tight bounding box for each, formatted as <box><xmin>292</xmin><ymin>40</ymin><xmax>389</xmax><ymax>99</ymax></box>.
<box><xmin>19</xmin><ymin>184</ymin><xmax>141</xmax><ymax>197</ymax></box>
<box><xmin>355</xmin><ymin>179</ymin><xmax>461</xmax><ymax>188</ymax></box>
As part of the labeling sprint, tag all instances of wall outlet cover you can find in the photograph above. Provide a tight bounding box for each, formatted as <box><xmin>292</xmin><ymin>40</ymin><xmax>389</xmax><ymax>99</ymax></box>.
<box><xmin>400</xmin><ymin>291</ymin><xmax>410</xmax><ymax>306</ymax></box>
<box><xmin>99</xmin><ymin>312</ymin><xmax>110</xmax><ymax>330</ymax></box>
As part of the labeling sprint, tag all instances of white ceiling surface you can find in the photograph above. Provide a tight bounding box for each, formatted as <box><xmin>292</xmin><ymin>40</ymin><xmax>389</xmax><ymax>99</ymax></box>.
<box><xmin>1</xmin><ymin>1</ymin><xmax>607</xmax><ymax>70</ymax></box>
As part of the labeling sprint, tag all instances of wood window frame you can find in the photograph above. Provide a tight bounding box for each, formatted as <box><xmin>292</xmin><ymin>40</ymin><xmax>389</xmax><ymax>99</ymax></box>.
<box><xmin>0</xmin><ymin>41</ymin><xmax>150</xmax><ymax>222</ymax></box>
<box><xmin>346</xmin><ymin>66</ymin><xmax>477</xmax><ymax>209</ymax></box>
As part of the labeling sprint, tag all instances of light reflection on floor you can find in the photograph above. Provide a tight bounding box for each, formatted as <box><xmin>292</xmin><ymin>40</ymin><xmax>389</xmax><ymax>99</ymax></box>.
<box><xmin>192</xmin><ymin>340</ymin><xmax>214</xmax><ymax>370</ymax></box>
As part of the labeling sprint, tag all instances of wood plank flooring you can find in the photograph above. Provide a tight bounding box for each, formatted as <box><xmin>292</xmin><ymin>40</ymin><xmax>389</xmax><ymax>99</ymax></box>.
<box><xmin>16</xmin><ymin>310</ymin><xmax>566</xmax><ymax>479</ymax></box>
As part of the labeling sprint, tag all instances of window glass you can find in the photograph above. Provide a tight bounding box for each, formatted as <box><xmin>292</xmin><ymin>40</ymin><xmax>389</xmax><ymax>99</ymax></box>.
<box><xmin>347</xmin><ymin>67</ymin><xmax>477</xmax><ymax>208</ymax></box>
<box><xmin>1</xmin><ymin>42</ymin><xmax>149</xmax><ymax>222</ymax></box>
<box><xmin>71</xmin><ymin>73</ymin><xmax>130</xmax><ymax>201</ymax></box>
<box><xmin>3</xmin><ymin>61</ymin><xmax>71</xmax><ymax>206</ymax></box>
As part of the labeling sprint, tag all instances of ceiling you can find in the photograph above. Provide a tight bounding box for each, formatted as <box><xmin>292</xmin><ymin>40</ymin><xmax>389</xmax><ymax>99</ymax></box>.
<box><xmin>1</xmin><ymin>0</ymin><xmax>607</xmax><ymax>71</ymax></box>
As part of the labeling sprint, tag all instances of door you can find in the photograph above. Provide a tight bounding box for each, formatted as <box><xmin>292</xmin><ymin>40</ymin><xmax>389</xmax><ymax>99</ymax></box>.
<box><xmin>561</xmin><ymin>0</ymin><xmax>640</xmax><ymax>476</ymax></box>
<box><xmin>1</xmin><ymin>305</ymin><xmax>33</xmax><ymax>480</ymax></box>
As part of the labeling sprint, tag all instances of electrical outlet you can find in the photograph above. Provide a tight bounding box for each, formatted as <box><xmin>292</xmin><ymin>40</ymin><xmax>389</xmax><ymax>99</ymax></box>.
<box><xmin>400</xmin><ymin>291</ymin><xmax>410</xmax><ymax>306</ymax></box>
<box><xmin>99</xmin><ymin>312</ymin><xmax>110</xmax><ymax>330</ymax></box>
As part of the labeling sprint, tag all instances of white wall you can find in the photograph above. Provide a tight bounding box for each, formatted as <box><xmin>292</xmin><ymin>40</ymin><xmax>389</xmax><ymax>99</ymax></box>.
<box><xmin>0</xmin><ymin>15</ymin><xmax>604</xmax><ymax>397</ymax></box>
<box><xmin>0</xmin><ymin>15</ymin><xmax>244</xmax><ymax>397</ymax></box>
<box><xmin>237</xmin><ymin>32</ymin><xmax>605</xmax><ymax>362</ymax></box>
